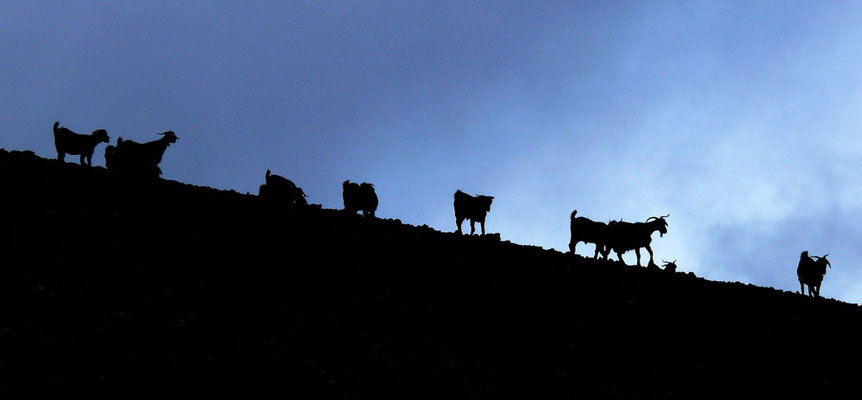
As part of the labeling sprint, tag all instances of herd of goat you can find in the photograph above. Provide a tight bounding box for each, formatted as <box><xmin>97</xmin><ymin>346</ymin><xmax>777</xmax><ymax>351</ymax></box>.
<box><xmin>53</xmin><ymin>121</ymin><xmax>178</xmax><ymax>177</ymax></box>
<box><xmin>569</xmin><ymin>210</ymin><xmax>670</xmax><ymax>269</ymax></box>
<box><xmin>50</xmin><ymin>121</ymin><xmax>833</xmax><ymax>298</ymax></box>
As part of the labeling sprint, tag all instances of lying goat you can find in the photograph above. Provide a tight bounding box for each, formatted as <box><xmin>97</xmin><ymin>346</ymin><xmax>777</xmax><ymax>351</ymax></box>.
<box><xmin>342</xmin><ymin>180</ymin><xmax>378</xmax><ymax>217</ymax></box>
<box><xmin>568</xmin><ymin>210</ymin><xmax>611</xmax><ymax>259</ymax></box>
<box><xmin>662</xmin><ymin>259</ymin><xmax>678</xmax><ymax>273</ymax></box>
<box><xmin>797</xmin><ymin>251</ymin><xmax>831</xmax><ymax>298</ymax></box>
<box><xmin>52</xmin><ymin>121</ymin><xmax>109</xmax><ymax>166</ymax></box>
<box><xmin>105</xmin><ymin>130</ymin><xmax>178</xmax><ymax>177</ymax></box>
<box><xmin>259</xmin><ymin>169</ymin><xmax>307</xmax><ymax>206</ymax></box>
<box><xmin>605</xmin><ymin>214</ymin><xmax>669</xmax><ymax>267</ymax></box>
<box><xmin>454</xmin><ymin>190</ymin><xmax>494</xmax><ymax>235</ymax></box>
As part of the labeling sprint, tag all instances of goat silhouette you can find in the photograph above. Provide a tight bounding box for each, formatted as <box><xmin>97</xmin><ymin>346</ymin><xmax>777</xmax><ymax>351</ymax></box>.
<box><xmin>454</xmin><ymin>190</ymin><xmax>494</xmax><ymax>235</ymax></box>
<box><xmin>342</xmin><ymin>180</ymin><xmax>378</xmax><ymax>217</ymax></box>
<box><xmin>260</xmin><ymin>169</ymin><xmax>307</xmax><ymax>206</ymax></box>
<box><xmin>104</xmin><ymin>131</ymin><xmax>178</xmax><ymax>177</ymax></box>
<box><xmin>797</xmin><ymin>251</ymin><xmax>831</xmax><ymax>297</ymax></box>
<box><xmin>52</xmin><ymin>121</ymin><xmax>109</xmax><ymax>166</ymax></box>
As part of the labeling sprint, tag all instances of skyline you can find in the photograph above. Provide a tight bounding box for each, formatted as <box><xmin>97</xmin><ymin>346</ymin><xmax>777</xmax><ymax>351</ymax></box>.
<box><xmin>3</xmin><ymin>2</ymin><xmax>862</xmax><ymax>303</ymax></box>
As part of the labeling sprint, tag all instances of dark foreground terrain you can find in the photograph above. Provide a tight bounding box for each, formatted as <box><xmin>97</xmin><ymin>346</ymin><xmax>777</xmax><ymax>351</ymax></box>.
<box><xmin>2</xmin><ymin>149</ymin><xmax>862</xmax><ymax>397</ymax></box>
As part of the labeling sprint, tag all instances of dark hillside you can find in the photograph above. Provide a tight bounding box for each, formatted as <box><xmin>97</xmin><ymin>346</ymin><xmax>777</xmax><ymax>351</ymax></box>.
<box><xmin>2</xmin><ymin>148</ymin><xmax>861</xmax><ymax>397</ymax></box>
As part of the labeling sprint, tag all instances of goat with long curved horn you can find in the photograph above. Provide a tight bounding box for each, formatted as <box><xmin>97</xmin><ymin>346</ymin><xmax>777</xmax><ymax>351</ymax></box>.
<box><xmin>798</xmin><ymin>252</ymin><xmax>832</xmax><ymax>297</ymax></box>
<box><xmin>812</xmin><ymin>254</ymin><xmax>831</xmax><ymax>268</ymax></box>
<box><xmin>661</xmin><ymin>259</ymin><xmax>678</xmax><ymax>273</ymax></box>
<box><xmin>605</xmin><ymin>213</ymin><xmax>669</xmax><ymax>267</ymax></box>
<box><xmin>645</xmin><ymin>214</ymin><xmax>670</xmax><ymax>222</ymax></box>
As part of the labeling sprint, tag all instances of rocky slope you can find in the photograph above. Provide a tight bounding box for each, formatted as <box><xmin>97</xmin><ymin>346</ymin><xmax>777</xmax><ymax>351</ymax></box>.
<box><xmin>1</xmin><ymin>149</ymin><xmax>860</xmax><ymax>397</ymax></box>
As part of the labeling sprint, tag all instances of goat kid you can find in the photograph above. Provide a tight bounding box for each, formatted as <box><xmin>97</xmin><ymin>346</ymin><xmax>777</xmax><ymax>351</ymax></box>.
<box><xmin>454</xmin><ymin>190</ymin><xmax>494</xmax><ymax>235</ymax></box>
<box><xmin>53</xmin><ymin>121</ymin><xmax>109</xmax><ymax>166</ymax></box>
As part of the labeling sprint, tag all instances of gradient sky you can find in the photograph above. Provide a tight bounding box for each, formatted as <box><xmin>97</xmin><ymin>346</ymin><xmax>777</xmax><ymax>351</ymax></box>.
<box><xmin>4</xmin><ymin>2</ymin><xmax>862</xmax><ymax>303</ymax></box>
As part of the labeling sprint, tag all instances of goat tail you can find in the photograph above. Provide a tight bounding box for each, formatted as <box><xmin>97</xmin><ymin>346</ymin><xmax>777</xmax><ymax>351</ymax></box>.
<box><xmin>53</xmin><ymin>121</ymin><xmax>60</xmax><ymax>134</ymax></box>
<box><xmin>571</xmin><ymin>210</ymin><xmax>578</xmax><ymax>221</ymax></box>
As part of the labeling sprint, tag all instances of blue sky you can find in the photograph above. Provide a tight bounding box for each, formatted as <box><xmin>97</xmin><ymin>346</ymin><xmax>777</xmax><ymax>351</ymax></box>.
<box><xmin>3</xmin><ymin>2</ymin><xmax>862</xmax><ymax>303</ymax></box>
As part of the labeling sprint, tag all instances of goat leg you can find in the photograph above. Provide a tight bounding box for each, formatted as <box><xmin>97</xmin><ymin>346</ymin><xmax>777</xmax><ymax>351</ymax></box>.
<box><xmin>646</xmin><ymin>245</ymin><xmax>655</xmax><ymax>267</ymax></box>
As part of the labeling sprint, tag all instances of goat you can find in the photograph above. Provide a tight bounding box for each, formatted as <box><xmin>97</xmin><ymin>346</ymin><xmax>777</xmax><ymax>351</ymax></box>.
<box><xmin>342</xmin><ymin>180</ymin><xmax>378</xmax><ymax>217</ymax></box>
<box><xmin>797</xmin><ymin>251</ymin><xmax>831</xmax><ymax>298</ymax></box>
<box><xmin>454</xmin><ymin>190</ymin><xmax>494</xmax><ymax>235</ymax></box>
<box><xmin>259</xmin><ymin>169</ymin><xmax>307</xmax><ymax>206</ymax></box>
<box><xmin>104</xmin><ymin>130</ymin><xmax>178</xmax><ymax>177</ymax></box>
<box><xmin>52</xmin><ymin>121</ymin><xmax>109</xmax><ymax>166</ymax></box>
<box><xmin>605</xmin><ymin>214</ymin><xmax>669</xmax><ymax>267</ymax></box>
<box><xmin>662</xmin><ymin>259</ymin><xmax>678</xmax><ymax>273</ymax></box>
<box><xmin>568</xmin><ymin>210</ymin><xmax>611</xmax><ymax>259</ymax></box>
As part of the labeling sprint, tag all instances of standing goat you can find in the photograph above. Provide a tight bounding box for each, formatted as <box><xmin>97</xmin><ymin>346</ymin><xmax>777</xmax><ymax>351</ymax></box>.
<box><xmin>342</xmin><ymin>180</ymin><xmax>378</xmax><ymax>217</ymax></box>
<box><xmin>605</xmin><ymin>214</ymin><xmax>669</xmax><ymax>267</ymax></box>
<box><xmin>797</xmin><ymin>251</ymin><xmax>831</xmax><ymax>298</ymax></box>
<box><xmin>259</xmin><ymin>170</ymin><xmax>307</xmax><ymax>206</ymax></box>
<box><xmin>568</xmin><ymin>210</ymin><xmax>611</xmax><ymax>259</ymax></box>
<box><xmin>52</xmin><ymin>121</ymin><xmax>109</xmax><ymax>166</ymax></box>
<box><xmin>454</xmin><ymin>190</ymin><xmax>494</xmax><ymax>235</ymax></box>
<box><xmin>104</xmin><ymin>131</ymin><xmax>178</xmax><ymax>177</ymax></box>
